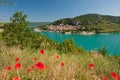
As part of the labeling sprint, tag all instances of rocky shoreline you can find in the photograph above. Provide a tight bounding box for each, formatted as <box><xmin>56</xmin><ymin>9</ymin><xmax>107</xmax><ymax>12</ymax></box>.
<box><xmin>34</xmin><ymin>27</ymin><xmax>95</xmax><ymax>35</ymax></box>
<box><xmin>78</xmin><ymin>31</ymin><xmax>95</xmax><ymax>35</ymax></box>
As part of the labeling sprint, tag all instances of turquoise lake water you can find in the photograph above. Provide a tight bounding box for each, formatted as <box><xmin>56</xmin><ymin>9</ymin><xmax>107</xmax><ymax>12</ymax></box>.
<box><xmin>40</xmin><ymin>31</ymin><xmax>120</xmax><ymax>56</ymax></box>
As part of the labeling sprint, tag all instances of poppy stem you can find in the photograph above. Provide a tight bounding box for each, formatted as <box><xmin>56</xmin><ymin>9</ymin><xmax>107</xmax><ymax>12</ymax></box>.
<box><xmin>17</xmin><ymin>70</ymin><xmax>20</xmax><ymax>80</ymax></box>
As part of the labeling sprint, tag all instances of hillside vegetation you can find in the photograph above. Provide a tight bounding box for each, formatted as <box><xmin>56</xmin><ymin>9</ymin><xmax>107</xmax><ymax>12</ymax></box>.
<box><xmin>51</xmin><ymin>14</ymin><xmax>120</xmax><ymax>33</ymax></box>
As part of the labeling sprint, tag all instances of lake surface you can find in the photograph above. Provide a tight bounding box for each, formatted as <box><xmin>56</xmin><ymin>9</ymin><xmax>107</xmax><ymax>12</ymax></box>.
<box><xmin>40</xmin><ymin>31</ymin><xmax>120</xmax><ymax>56</ymax></box>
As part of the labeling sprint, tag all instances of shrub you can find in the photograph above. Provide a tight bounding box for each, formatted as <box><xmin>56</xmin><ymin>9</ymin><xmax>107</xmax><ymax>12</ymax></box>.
<box><xmin>59</xmin><ymin>38</ymin><xmax>78</xmax><ymax>53</ymax></box>
<box><xmin>98</xmin><ymin>47</ymin><xmax>107</xmax><ymax>56</ymax></box>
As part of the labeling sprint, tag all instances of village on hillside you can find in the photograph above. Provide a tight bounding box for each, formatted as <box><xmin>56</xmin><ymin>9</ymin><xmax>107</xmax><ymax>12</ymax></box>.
<box><xmin>48</xmin><ymin>23</ymin><xmax>77</xmax><ymax>31</ymax></box>
<box><xmin>46</xmin><ymin>23</ymin><xmax>95</xmax><ymax>35</ymax></box>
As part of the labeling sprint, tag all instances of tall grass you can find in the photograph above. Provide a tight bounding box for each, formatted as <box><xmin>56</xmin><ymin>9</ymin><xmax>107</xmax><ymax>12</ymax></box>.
<box><xmin>0</xmin><ymin>44</ymin><xmax>120</xmax><ymax>80</ymax></box>
<box><xmin>0</xmin><ymin>33</ymin><xmax>2</xmax><ymax>39</ymax></box>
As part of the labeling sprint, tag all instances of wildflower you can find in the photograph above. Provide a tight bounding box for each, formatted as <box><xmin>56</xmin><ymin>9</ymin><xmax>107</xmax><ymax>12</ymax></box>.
<box><xmin>46</xmin><ymin>66</ymin><xmax>48</xmax><ymax>69</ymax></box>
<box><xmin>118</xmin><ymin>76</ymin><xmax>120</xmax><ymax>80</ymax></box>
<box><xmin>101</xmin><ymin>75</ymin><xmax>108</xmax><ymax>80</ymax></box>
<box><xmin>15</xmin><ymin>58</ymin><xmax>19</xmax><ymax>62</ymax></box>
<box><xmin>55</xmin><ymin>54</ymin><xmax>59</xmax><ymax>59</ymax></box>
<box><xmin>102</xmin><ymin>77</ymin><xmax>108</xmax><ymax>80</ymax></box>
<box><xmin>110</xmin><ymin>72</ymin><xmax>118</xmax><ymax>79</ymax></box>
<box><xmin>33</xmin><ymin>58</ymin><xmax>37</xmax><ymax>61</ymax></box>
<box><xmin>35</xmin><ymin>62</ymin><xmax>44</xmax><ymax>70</ymax></box>
<box><xmin>40</xmin><ymin>49</ymin><xmax>44</xmax><ymax>55</ymax></box>
<box><xmin>61</xmin><ymin>62</ymin><xmax>65</xmax><ymax>67</ymax></box>
<box><xmin>6</xmin><ymin>66</ymin><xmax>11</xmax><ymax>71</ymax></box>
<box><xmin>15</xmin><ymin>63</ymin><xmax>21</xmax><ymax>70</ymax></box>
<box><xmin>89</xmin><ymin>63</ymin><xmax>94</xmax><ymax>69</ymax></box>
<box><xmin>26</xmin><ymin>68</ymin><xmax>31</xmax><ymax>73</ymax></box>
<box><xmin>31</xmin><ymin>65</ymin><xmax>34</xmax><ymax>69</ymax></box>
<box><xmin>12</xmin><ymin>77</ymin><xmax>19</xmax><ymax>80</ymax></box>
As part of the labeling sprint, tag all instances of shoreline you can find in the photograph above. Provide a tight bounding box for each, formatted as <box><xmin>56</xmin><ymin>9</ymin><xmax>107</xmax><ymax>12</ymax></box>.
<box><xmin>78</xmin><ymin>31</ymin><xmax>95</xmax><ymax>35</ymax></box>
<box><xmin>34</xmin><ymin>28</ymin><xmax>96</xmax><ymax>35</ymax></box>
<box><xmin>33</xmin><ymin>28</ymin><xmax>120</xmax><ymax>35</ymax></box>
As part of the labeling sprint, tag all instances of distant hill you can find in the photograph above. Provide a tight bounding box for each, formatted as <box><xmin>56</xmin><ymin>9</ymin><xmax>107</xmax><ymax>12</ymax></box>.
<box><xmin>29</xmin><ymin>22</ymin><xmax>50</xmax><ymax>27</ymax></box>
<box><xmin>51</xmin><ymin>14</ymin><xmax>120</xmax><ymax>33</ymax></box>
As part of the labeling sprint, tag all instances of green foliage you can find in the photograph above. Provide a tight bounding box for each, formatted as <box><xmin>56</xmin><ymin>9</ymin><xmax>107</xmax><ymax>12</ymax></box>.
<box><xmin>2</xmin><ymin>11</ymin><xmax>29</xmax><ymax>46</ymax></box>
<box><xmin>0</xmin><ymin>22</ymin><xmax>6</xmax><ymax>28</ymax></box>
<box><xmin>1</xmin><ymin>11</ymin><xmax>61</xmax><ymax>50</ymax></box>
<box><xmin>0</xmin><ymin>34</ymin><xmax>1</xmax><ymax>38</ymax></box>
<box><xmin>2</xmin><ymin>11</ymin><xmax>49</xmax><ymax>49</ymax></box>
<box><xmin>99</xmin><ymin>47</ymin><xmax>107</xmax><ymax>56</ymax></box>
<box><xmin>59</xmin><ymin>38</ymin><xmax>78</xmax><ymax>53</ymax></box>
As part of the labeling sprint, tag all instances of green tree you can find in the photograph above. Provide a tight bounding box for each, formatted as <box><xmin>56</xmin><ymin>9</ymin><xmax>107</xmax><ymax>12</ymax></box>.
<box><xmin>2</xmin><ymin>11</ymin><xmax>30</xmax><ymax>47</ymax></box>
<box><xmin>2</xmin><ymin>11</ymin><xmax>60</xmax><ymax>49</ymax></box>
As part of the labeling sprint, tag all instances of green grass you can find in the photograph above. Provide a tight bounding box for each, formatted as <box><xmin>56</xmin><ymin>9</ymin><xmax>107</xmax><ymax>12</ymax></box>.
<box><xmin>0</xmin><ymin>33</ymin><xmax>2</xmax><ymax>39</ymax></box>
<box><xmin>0</xmin><ymin>44</ymin><xmax>120</xmax><ymax>80</ymax></box>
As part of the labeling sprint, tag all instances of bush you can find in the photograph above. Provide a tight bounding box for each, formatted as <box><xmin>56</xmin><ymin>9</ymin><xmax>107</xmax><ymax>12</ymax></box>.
<box><xmin>98</xmin><ymin>47</ymin><xmax>107</xmax><ymax>56</ymax></box>
<box><xmin>59</xmin><ymin>38</ymin><xmax>78</xmax><ymax>53</ymax></box>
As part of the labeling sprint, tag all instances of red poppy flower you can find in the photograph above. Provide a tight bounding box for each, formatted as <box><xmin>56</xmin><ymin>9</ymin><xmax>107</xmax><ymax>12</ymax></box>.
<box><xmin>102</xmin><ymin>77</ymin><xmax>108</xmax><ymax>80</ymax></box>
<box><xmin>31</xmin><ymin>65</ymin><xmax>34</xmax><ymax>69</ymax></box>
<box><xmin>6</xmin><ymin>66</ymin><xmax>11</xmax><ymax>71</ymax></box>
<box><xmin>26</xmin><ymin>68</ymin><xmax>31</xmax><ymax>73</ymax></box>
<box><xmin>40</xmin><ymin>49</ymin><xmax>44</xmax><ymax>55</ymax></box>
<box><xmin>35</xmin><ymin>62</ymin><xmax>44</xmax><ymax>70</ymax></box>
<box><xmin>102</xmin><ymin>75</ymin><xmax>108</xmax><ymax>80</ymax></box>
<box><xmin>89</xmin><ymin>63</ymin><xmax>94</xmax><ymax>68</ymax></box>
<box><xmin>15</xmin><ymin>58</ymin><xmax>19</xmax><ymax>62</ymax></box>
<box><xmin>118</xmin><ymin>76</ymin><xmax>120</xmax><ymax>80</ymax></box>
<box><xmin>61</xmin><ymin>62</ymin><xmax>65</xmax><ymax>67</ymax></box>
<box><xmin>55</xmin><ymin>55</ymin><xmax>59</xmax><ymax>59</ymax></box>
<box><xmin>110</xmin><ymin>72</ymin><xmax>118</xmax><ymax>79</ymax></box>
<box><xmin>15</xmin><ymin>63</ymin><xmax>21</xmax><ymax>70</ymax></box>
<box><xmin>12</xmin><ymin>77</ymin><xmax>19</xmax><ymax>80</ymax></box>
<box><xmin>46</xmin><ymin>66</ymin><xmax>48</xmax><ymax>69</ymax></box>
<box><xmin>33</xmin><ymin>58</ymin><xmax>37</xmax><ymax>61</ymax></box>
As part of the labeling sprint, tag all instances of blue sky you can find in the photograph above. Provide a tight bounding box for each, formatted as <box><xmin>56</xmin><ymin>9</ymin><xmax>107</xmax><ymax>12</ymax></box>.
<box><xmin>0</xmin><ymin>0</ymin><xmax>120</xmax><ymax>22</ymax></box>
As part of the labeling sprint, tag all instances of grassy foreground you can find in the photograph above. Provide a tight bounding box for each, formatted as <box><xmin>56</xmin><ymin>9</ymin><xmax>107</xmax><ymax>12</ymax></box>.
<box><xmin>0</xmin><ymin>44</ymin><xmax>120</xmax><ymax>80</ymax></box>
